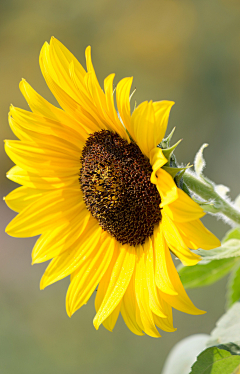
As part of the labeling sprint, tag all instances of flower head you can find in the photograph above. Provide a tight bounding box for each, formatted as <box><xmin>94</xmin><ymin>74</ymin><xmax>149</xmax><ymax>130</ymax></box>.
<box><xmin>5</xmin><ymin>38</ymin><xmax>220</xmax><ymax>337</ymax></box>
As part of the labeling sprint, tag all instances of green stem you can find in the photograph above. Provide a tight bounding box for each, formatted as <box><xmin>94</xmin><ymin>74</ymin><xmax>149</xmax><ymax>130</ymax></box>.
<box><xmin>183</xmin><ymin>172</ymin><xmax>240</xmax><ymax>225</ymax></box>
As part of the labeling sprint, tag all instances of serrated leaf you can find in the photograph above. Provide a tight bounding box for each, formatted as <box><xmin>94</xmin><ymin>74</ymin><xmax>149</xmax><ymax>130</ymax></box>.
<box><xmin>227</xmin><ymin>266</ymin><xmax>240</xmax><ymax>308</ymax></box>
<box><xmin>207</xmin><ymin>302</ymin><xmax>240</xmax><ymax>347</ymax></box>
<box><xmin>178</xmin><ymin>258</ymin><xmax>239</xmax><ymax>289</ymax></box>
<box><xmin>190</xmin><ymin>347</ymin><xmax>240</xmax><ymax>374</ymax></box>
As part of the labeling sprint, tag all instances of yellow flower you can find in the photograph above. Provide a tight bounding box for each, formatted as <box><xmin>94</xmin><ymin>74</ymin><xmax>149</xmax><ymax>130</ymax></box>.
<box><xmin>5</xmin><ymin>38</ymin><xmax>220</xmax><ymax>338</ymax></box>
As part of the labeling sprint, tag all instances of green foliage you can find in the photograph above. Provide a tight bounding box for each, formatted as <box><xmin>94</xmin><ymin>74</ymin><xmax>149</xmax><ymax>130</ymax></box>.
<box><xmin>223</xmin><ymin>228</ymin><xmax>240</xmax><ymax>243</ymax></box>
<box><xmin>198</xmin><ymin>239</ymin><xmax>240</xmax><ymax>261</ymax></box>
<box><xmin>178</xmin><ymin>227</ymin><xmax>240</xmax><ymax>294</ymax></box>
<box><xmin>190</xmin><ymin>347</ymin><xmax>240</xmax><ymax>374</ymax></box>
<box><xmin>178</xmin><ymin>258</ymin><xmax>240</xmax><ymax>289</ymax></box>
<box><xmin>217</xmin><ymin>343</ymin><xmax>240</xmax><ymax>356</ymax></box>
<box><xmin>227</xmin><ymin>266</ymin><xmax>240</xmax><ymax>308</ymax></box>
<box><xmin>207</xmin><ymin>302</ymin><xmax>240</xmax><ymax>347</ymax></box>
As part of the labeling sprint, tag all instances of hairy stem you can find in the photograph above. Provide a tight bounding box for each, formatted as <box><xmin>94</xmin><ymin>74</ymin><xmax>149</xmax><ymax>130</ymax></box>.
<box><xmin>183</xmin><ymin>172</ymin><xmax>240</xmax><ymax>225</ymax></box>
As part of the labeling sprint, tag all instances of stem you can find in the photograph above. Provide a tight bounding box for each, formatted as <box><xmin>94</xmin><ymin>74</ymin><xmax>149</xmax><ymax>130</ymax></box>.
<box><xmin>183</xmin><ymin>172</ymin><xmax>240</xmax><ymax>225</ymax></box>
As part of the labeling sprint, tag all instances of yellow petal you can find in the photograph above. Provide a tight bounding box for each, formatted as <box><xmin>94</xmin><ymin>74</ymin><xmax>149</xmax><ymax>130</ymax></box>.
<box><xmin>5</xmin><ymin>140</ymin><xmax>80</xmax><ymax>177</ymax></box>
<box><xmin>131</xmin><ymin>101</ymin><xmax>155</xmax><ymax>157</ymax></box>
<box><xmin>158</xmin><ymin>247</ymin><xmax>205</xmax><ymax>315</ymax></box>
<box><xmin>85</xmin><ymin>46</ymin><xmax>106</xmax><ymax>108</ymax></box>
<box><xmin>40</xmin><ymin>220</ymin><xmax>102</xmax><ymax>288</ymax></box>
<box><xmin>150</xmin><ymin>147</ymin><xmax>168</xmax><ymax>181</ymax></box>
<box><xmin>93</xmin><ymin>244</ymin><xmax>135</xmax><ymax>330</ymax></box>
<box><xmin>49</xmin><ymin>37</ymin><xmax>85</xmax><ymax>103</ymax></box>
<box><xmin>177</xmin><ymin>219</ymin><xmax>221</xmax><ymax>250</ymax></box>
<box><xmin>153</xmin><ymin>226</ymin><xmax>178</xmax><ymax>295</ymax></box>
<box><xmin>85</xmin><ymin>47</ymin><xmax>115</xmax><ymax>130</ymax></box>
<box><xmin>116</xmin><ymin>77</ymin><xmax>133</xmax><ymax>139</ymax></box>
<box><xmin>144</xmin><ymin>237</ymin><xmax>168</xmax><ymax>317</ymax></box>
<box><xmin>4</xmin><ymin>186</ymin><xmax>44</xmax><ymax>213</ymax></box>
<box><xmin>131</xmin><ymin>100</ymin><xmax>174</xmax><ymax>158</ymax></box>
<box><xmin>6</xmin><ymin>165</ymin><xmax>78</xmax><ymax>189</ymax></box>
<box><xmin>153</xmin><ymin>292</ymin><xmax>177</xmax><ymax>332</ymax></box>
<box><xmin>179</xmin><ymin>230</ymin><xmax>199</xmax><ymax>250</ymax></box>
<box><xmin>5</xmin><ymin>138</ymin><xmax>79</xmax><ymax>160</ymax></box>
<box><xmin>6</xmin><ymin>188</ymin><xmax>82</xmax><ymax>237</ymax></box>
<box><xmin>66</xmin><ymin>231</ymin><xmax>115</xmax><ymax>317</ymax></box>
<box><xmin>104</xmin><ymin>73</ymin><xmax>129</xmax><ymax>140</ymax></box>
<box><xmin>9</xmin><ymin>105</ymin><xmax>86</xmax><ymax>148</ymax></box>
<box><xmin>153</xmin><ymin>314</ymin><xmax>176</xmax><ymax>333</ymax></box>
<box><xmin>40</xmin><ymin>43</ymin><xmax>103</xmax><ymax>134</ymax></box>
<box><xmin>94</xmin><ymin>244</ymin><xmax>122</xmax><ymax>331</ymax></box>
<box><xmin>162</xmin><ymin>211</ymin><xmax>201</xmax><ymax>266</ymax></box>
<box><xmin>152</xmin><ymin>100</ymin><xmax>175</xmax><ymax>144</ymax></box>
<box><xmin>19</xmin><ymin>79</ymin><xmax>88</xmax><ymax>139</ymax></box>
<box><xmin>121</xmin><ymin>274</ymin><xmax>144</xmax><ymax>336</ymax></box>
<box><xmin>102</xmin><ymin>304</ymin><xmax>122</xmax><ymax>332</ymax></box>
<box><xmin>9</xmin><ymin>114</ymin><xmax>83</xmax><ymax>155</ymax></box>
<box><xmin>50</xmin><ymin>37</ymin><xmax>86</xmax><ymax>80</ymax></box>
<box><xmin>164</xmin><ymin>188</ymin><xmax>205</xmax><ymax>222</ymax></box>
<box><xmin>155</xmin><ymin>168</ymin><xmax>178</xmax><ymax>207</ymax></box>
<box><xmin>32</xmin><ymin>209</ymin><xmax>90</xmax><ymax>264</ymax></box>
<box><xmin>135</xmin><ymin>246</ymin><xmax>161</xmax><ymax>337</ymax></box>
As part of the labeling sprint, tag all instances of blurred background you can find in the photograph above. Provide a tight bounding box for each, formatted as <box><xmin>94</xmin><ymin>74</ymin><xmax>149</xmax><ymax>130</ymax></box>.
<box><xmin>1</xmin><ymin>0</ymin><xmax>240</xmax><ymax>373</ymax></box>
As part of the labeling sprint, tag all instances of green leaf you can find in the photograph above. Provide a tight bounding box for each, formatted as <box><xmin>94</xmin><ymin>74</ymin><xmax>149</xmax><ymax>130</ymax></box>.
<box><xmin>178</xmin><ymin>258</ymin><xmax>240</xmax><ymax>289</ymax></box>
<box><xmin>196</xmin><ymin>227</ymin><xmax>240</xmax><ymax>262</ymax></box>
<box><xmin>227</xmin><ymin>265</ymin><xmax>240</xmax><ymax>308</ymax></box>
<box><xmin>198</xmin><ymin>239</ymin><xmax>240</xmax><ymax>261</ymax></box>
<box><xmin>190</xmin><ymin>347</ymin><xmax>240</xmax><ymax>374</ymax></box>
<box><xmin>207</xmin><ymin>302</ymin><xmax>240</xmax><ymax>347</ymax></box>
<box><xmin>217</xmin><ymin>344</ymin><xmax>240</xmax><ymax>356</ymax></box>
<box><xmin>223</xmin><ymin>228</ymin><xmax>240</xmax><ymax>243</ymax></box>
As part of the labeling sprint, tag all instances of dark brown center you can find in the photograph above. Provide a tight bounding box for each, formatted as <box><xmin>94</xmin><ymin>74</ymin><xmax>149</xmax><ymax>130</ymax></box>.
<box><xmin>79</xmin><ymin>130</ymin><xmax>161</xmax><ymax>246</ymax></box>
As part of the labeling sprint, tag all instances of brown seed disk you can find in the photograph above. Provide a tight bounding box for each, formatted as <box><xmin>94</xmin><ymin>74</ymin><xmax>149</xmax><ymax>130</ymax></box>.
<box><xmin>79</xmin><ymin>130</ymin><xmax>162</xmax><ymax>246</ymax></box>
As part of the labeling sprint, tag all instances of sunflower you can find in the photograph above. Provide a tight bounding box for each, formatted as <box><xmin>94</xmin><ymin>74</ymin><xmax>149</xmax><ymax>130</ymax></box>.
<box><xmin>5</xmin><ymin>38</ymin><xmax>220</xmax><ymax>338</ymax></box>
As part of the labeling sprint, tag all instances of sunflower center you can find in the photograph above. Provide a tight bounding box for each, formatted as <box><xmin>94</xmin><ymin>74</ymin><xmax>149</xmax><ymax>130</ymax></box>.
<box><xmin>79</xmin><ymin>130</ymin><xmax>161</xmax><ymax>246</ymax></box>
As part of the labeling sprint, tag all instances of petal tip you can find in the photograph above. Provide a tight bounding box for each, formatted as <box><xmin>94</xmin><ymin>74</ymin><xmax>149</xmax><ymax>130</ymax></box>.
<box><xmin>93</xmin><ymin>316</ymin><xmax>100</xmax><ymax>330</ymax></box>
<box><xmin>40</xmin><ymin>277</ymin><xmax>46</xmax><ymax>290</ymax></box>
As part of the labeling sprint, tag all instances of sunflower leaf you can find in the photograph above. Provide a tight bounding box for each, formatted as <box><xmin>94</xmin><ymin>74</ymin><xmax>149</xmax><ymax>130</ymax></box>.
<box><xmin>227</xmin><ymin>265</ymin><xmax>240</xmax><ymax>308</ymax></box>
<box><xmin>178</xmin><ymin>257</ymin><xmax>240</xmax><ymax>289</ymax></box>
<box><xmin>189</xmin><ymin>347</ymin><xmax>240</xmax><ymax>374</ymax></box>
<box><xmin>223</xmin><ymin>228</ymin><xmax>240</xmax><ymax>243</ymax></box>
<box><xmin>197</xmin><ymin>239</ymin><xmax>240</xmax><ymax>261</ymax></box>
<box><xmin>206</xmin><ymin>302</ymin><xmax>240</xmax><ymax>347</ymax></box>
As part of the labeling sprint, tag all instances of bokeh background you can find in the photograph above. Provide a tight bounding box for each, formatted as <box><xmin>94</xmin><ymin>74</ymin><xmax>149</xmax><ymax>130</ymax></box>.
<box><xmin>1</xmin><ymin>0</ymin><xmax>240</xmax><ymax>373</ymax></box>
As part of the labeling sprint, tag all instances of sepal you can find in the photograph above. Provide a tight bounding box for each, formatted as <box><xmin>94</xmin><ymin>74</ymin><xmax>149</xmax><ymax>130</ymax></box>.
<box><xmin>160</xmin><ymin>127</ymin><xmax>176</xmax><ymax>148</ymax></box>
<box><xmin>161</xmin><ymin>139</ymin><xmax>182</xmax><ymax>165</ymax></box>
<box><xmin>162</xmin><ymin>165</ymin><xmax>191</xmax><ymax>179</ymax></box>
